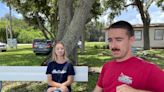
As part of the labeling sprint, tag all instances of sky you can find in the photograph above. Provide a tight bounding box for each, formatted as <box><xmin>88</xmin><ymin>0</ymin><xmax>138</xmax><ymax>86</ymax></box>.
<box><xmin>0</xmin><ymin>2</ymin><xmax>164</xmax><ymax>25</ymax></box>
<box><xmin>99</xmin><ymin>2</ymin><xmax>164</xmax><ymax>25</ymax></box>
<box><xmin>0</xmin><ymin>2</ymin><xmax>22</xmax><ymax>19</ymax></box>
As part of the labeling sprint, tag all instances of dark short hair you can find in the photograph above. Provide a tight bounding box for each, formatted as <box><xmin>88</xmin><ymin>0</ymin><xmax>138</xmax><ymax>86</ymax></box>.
<box><xmin>106</xmin><ymin>21</ymin><xmax>134</xmax><ymax>37</ymax></box>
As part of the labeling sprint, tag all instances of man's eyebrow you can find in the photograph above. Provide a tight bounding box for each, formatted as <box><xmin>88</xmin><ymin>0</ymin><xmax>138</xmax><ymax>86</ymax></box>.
<box><xmin>108</xmin><ymin>37</ymin><xmax>124</xmax><ymax>41</ymax></box>
<box><xmin>108</xmin><ymin>37</ymin><xmax>123</xmax><ymax>39</ymax></box>
<box><xmin>115</xmin><ymin>37</ymin><xmax>123</xmax><ymax>39</ymax></box>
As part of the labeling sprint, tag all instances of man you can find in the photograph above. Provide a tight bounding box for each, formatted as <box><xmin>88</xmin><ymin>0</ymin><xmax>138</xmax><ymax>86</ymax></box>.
<box><xmin>93</xmin><ymin>21</ymin><xmax>164</xmax><ymax>92</ymax></box>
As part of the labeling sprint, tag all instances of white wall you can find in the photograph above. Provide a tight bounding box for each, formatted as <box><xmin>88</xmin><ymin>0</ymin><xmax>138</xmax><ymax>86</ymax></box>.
<box><xmin>133</xmin><ymin>27</ymin><xmax>164</xmax><ymax>48</ymax></box>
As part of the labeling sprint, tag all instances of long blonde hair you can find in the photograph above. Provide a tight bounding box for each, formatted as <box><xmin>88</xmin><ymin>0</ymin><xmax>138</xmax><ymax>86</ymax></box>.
<box><xmin>52</xmin><ymin>41</ymin><xmax>68</xmax><ymax>61</ymax></box>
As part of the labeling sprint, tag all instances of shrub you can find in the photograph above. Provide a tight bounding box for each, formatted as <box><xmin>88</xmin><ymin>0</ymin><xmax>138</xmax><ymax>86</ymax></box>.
<box><xmin>18</xmin><ymin>29</ymin><xmax>44</xmax><ymax>43</ymax></box>
<box><xmin>0</xmin><ymin>28</ymin><xmax>6</xmax><ymax>42</ymax></box>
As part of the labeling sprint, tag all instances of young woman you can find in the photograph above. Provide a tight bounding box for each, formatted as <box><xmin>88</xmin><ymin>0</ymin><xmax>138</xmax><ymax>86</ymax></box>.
<box><xmin>46</xmin><ymin>42</ymin><xmax>75</xmax><ymax>92</ymax></box>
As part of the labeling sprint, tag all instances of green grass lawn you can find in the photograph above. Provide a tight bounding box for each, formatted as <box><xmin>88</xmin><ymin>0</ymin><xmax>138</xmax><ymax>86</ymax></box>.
<box><xmin>0</xmin><ymin>45</ymin><xmax>46</xmax><ymax>66</ymax></box>
<box><xmin>0</xmin><ymin>42</ymin><xmax>164</xmax><ymax>92</ymax></box>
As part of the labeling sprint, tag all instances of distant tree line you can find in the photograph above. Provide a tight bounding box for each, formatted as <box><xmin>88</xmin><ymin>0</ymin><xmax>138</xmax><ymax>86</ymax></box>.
<box><xmin>85</xmin><ymin>20</ymin><xmax>105</xmax><ymax>42</ymax></box>
<box><xmin>0</xmin><ymin>15</ymin><xmax>44</xmax><ymax>43</ymax></box>
<box><xmin>0</xmin><ymin>14</ymin><xmax>105</xmax><ymax>43</ymax></box>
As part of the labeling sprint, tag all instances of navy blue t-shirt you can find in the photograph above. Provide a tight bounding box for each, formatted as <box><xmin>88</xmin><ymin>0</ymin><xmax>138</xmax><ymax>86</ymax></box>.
<box><xmin>46</xmin><ymin>61</ymin><xmax>75</xmax><ymax>91</ymax></box>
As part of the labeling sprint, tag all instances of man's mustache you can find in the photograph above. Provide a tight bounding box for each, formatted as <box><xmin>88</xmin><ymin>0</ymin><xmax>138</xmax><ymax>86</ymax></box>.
<box><xmin>111</xmin><ymin>48</ymin><xmax>120</xmax><ymax>51</ymax></box>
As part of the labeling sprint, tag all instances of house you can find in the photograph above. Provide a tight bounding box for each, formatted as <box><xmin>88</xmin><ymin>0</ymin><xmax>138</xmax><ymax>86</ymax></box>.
<box><xmin>105</xmin><ymin>23</ymin><xmax>164</xmax><ymax>48</ymax></box>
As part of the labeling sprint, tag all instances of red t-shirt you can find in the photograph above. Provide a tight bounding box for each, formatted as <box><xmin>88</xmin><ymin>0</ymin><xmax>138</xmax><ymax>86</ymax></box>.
<box><xmin>97</xmin><ymin>57</ymin><xmax>164</xmax><ymax>92</ymax></box>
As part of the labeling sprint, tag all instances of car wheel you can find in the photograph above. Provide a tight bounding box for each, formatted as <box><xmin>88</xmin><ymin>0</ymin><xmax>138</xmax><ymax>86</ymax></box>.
<box><xmin>2</xmin><ymin>50</ymin><xmax>6</xmax><ymax>52</ymax></box>
<box><xmin>35</xmin><ymin>53</ymin><xmax>39</xmax><ymax>55</ymax></box>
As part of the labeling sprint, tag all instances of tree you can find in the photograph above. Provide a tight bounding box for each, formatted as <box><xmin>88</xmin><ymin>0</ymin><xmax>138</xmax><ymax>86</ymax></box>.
<box><xmin>157</xmin><ymin>0</ymin><xmax>164</xmax><ymax>10</ymax></box>
<box><xmin>0</xmin><ymin>28</ymin><xmax>6</xmax><ymax>42</ymax></box>
<box><xmin>2</xmin><ymin>0</ymin><xmax>56</xmax><ymax>40</ymax></box>
<box><xmin>86</xmin><ymin>20</ymin><xmax>105</xmax><ymax>41</ymax></box>
<box><xmin>2</xmin><ymin>0</ymin><xmax>102</xmax><ymax>64</ymax></box>
<box><xmin>0</xmin><ymin>15</ymin><xmax>44</xmax><ymax>43</ymax></box>
<box><xmin>59</xmin><ymin>0</ymin><xmax>95</xmax><ymax>64</ymax></box>
<box><xmin>102</xmin><ymin>0</ymin><xmax>163</xmax><ymax>50</ymax></box>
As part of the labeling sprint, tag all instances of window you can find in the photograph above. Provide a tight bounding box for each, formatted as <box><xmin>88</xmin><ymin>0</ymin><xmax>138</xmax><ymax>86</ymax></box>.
<box><xmin>135</xmin><ymin>30</ymin><xmax>142</xmax><ymax>41</ymax></box>
<box><xmin>154</xmin><ymin>29</ymin><xmax>164</xmax><ymax>40</ymax></box>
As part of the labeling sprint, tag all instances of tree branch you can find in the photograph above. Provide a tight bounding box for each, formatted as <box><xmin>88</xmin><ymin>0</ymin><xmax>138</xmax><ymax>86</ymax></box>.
<box><xmin>145</xmin><ymin>0</ymin><xmax>153</xmax><ymax>10</ymax></box>
<box><xmin>125</xmin><ymin>2</ymin><xmax>136</xmax><ymax>7</ymax></box>
<box><xmin>36</xmin><ymin>13</ymin><xmax>49</xmax><ymax>39</ymax></box>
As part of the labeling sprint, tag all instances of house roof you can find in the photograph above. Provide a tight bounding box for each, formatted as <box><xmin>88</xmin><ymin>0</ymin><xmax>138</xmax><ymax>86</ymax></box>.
<box><xmin>133</xmin><ymin>23</ymin><xmax>164</xmax><ymax>28</ymax></box>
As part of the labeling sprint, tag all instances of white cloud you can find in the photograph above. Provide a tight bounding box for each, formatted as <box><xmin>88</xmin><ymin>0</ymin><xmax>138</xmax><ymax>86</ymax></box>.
<box><xmin>150</xmin><ymin>10</ymin><xmax>164</xmax><ymax>23</ymax></box>
<box><xmin>129</xmin><ymin>14</ymin><xmax>142</xmax><ymax>24</ymax></box>
<box><xmin>0</xmin><ymin>2</ymin><xmax>23</xmax><ymax>19</ymax></box>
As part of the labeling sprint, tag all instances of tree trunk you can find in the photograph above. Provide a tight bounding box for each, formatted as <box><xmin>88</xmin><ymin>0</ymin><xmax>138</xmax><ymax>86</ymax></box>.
<box><xmin>42</xmin><ymin>0</ymin><xmax>94</xmax><ymax>65</ymax></box>
<box><xmin>57</xmin><ymin>0</ymin><xmax>73</xmax><ymax>41</ymax></box>
<box><xmin>70</xmin><ymin>47</ymin><xmax>78</xmax><ymax>65</ymax></box>
<box><xmin>61</xmin><ymin>0</ymin><xmax>94</xmax><ymax>56</ymax></box>
<box><xmin>135</xmin><ymin>0</ymin><xmax>151</xmax><ymax>50</ymax></box>
<box><xmin>81</xmin><ymin>29</ymin><xmax>85</xmax><ymax>53</ymax></box>
<box><xmin>57</xmin><ymin>0</ymin><xmax>79</xmax><ymax>64</ymax></box>
<box><xmin>141</xmin><ymin>10</ymin><xmax>151</xmax><ymax>50</ymax></box>
<box><xmin>51</xmin><ymin>16</ymin><xmax>58</xmax><ymax>39</ymax></box>
<box><xmin>143</xmin><ymin>19</ymin><xmax>150</xmax><ymax>50</ymax></box>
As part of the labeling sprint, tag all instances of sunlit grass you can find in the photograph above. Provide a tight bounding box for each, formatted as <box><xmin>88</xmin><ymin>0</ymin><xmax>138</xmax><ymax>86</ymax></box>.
<box><xmin>0</xmin><ymin>45</ymin><xmax>46</xmax><ymax>66</ymax></box>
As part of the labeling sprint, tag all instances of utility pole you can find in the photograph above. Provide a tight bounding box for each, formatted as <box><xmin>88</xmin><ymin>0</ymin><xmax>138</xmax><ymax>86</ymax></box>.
<box><xmin>9</xmin><ymin>5</ymin><xmax>13</xmax><ymax>39</ymax></box>
<box><xmin>6</xmin><ymin>3</ymin><xmax>17</xmax><ymax>49</ymax></box>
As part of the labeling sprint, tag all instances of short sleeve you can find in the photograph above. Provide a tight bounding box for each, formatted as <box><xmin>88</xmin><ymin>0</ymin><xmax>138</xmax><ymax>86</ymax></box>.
<box><xmin>146</xmin><ymin>65</ymin><xmax>164</xmax><ymax>92</ymax></box>
<box><xmin>97</xmin><ymin>64</ymin><xmax>106</xmax><ymax>88</ymax></box>
<box><xmin>46</xmin><ymin>62</ymin><xmax>52</xmax><ymax>74</ymax></box>
<box><xmin>67</xmin><ymin>63</ymin><xmax>75</xmax><ymax>75</ymax></box>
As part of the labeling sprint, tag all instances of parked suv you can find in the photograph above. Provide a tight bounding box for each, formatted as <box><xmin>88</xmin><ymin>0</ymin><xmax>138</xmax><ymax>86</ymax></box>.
<box><xmin>32</xmin><ymin>39</ymin><xmax>52</xmax><ymax>55</ymax></box>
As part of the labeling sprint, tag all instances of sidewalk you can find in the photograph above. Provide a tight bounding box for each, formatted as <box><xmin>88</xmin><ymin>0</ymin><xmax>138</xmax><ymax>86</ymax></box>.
<box><xmin>18</xmin><ymin>44</ymin><xmax>32</xmax><ymax>46</ymax></box>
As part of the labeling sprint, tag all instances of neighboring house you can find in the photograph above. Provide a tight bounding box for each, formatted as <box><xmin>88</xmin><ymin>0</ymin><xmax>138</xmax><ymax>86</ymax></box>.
<box><xmin>105</xmin><ymin>23</ymin><xmax>164</xmax><ymax>48</ymax></box>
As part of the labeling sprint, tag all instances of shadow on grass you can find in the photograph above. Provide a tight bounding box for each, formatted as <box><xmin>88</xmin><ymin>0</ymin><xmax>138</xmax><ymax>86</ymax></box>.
<box><xmin>78</xmin><ymin>55</ymin><xmax>112</xmax><ymax>67</ymax></box>
<box><xmin>4</xmin><ymin>82</ymin><xmax>47</xmax><ymax>92</ymax></box>
<box><xmin>7</xmin><ymin>48</ymin><xmax>32</xmax><ymax>52</ymax></box>
<box><xmin>0</xmin><ymin>53</ymin><xmax>46</xmax><ymax>66</ymax></box>
<box><xmin>79</xmin><ymin>48</ymin><xmax>108</xmax><ymax>55</ymax></box>
<box><xmin>72</xmin><ymin>72</ymin><xmax>99</xmax><ymax>92</ymax></box>
<box><xmin>78</xmin><ymin>48</ymin><xmax>112</xmax><ymax>67</ymax></box>
<box><xmin>87</xmin><ymin>72</ymin><xmax>99</xmax><ymax>92</ymax></box>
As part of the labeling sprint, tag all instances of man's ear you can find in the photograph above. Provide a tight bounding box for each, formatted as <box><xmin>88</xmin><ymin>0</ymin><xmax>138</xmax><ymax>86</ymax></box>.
<box><xmin>130</xmin><ymin>36</ymin><xmax>135</xmax><ymax>45</ymax></box>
